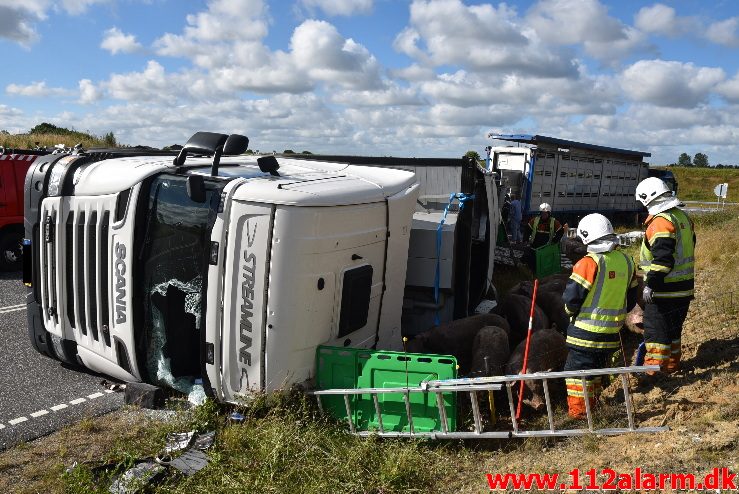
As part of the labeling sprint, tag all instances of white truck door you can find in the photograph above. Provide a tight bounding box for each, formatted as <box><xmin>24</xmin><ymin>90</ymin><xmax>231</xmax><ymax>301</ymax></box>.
<box><xmin>220</xmin><ymin>201</ymin><xmax>274</xmax><ymax>401</ymax></box>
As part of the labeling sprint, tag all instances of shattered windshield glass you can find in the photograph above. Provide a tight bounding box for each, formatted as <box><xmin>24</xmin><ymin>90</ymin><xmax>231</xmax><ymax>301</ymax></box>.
<box><xmin>135</xmin><ymin>173</ymin><xmax>226</xmax><ymax>401</ymax></box>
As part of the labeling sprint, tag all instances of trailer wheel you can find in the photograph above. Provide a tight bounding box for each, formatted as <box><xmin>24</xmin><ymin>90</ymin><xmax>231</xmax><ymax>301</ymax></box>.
<box><xmin>0</xmin><ymin>229</ymin><xmax>23</xmax><ymax>271</ymax></box>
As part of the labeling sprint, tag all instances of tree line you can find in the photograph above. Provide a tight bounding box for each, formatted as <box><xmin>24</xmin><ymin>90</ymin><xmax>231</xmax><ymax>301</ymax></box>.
<box><xmin>668</xmin><ymin>152</ymin><xmax>738</xmax><ymax>169</ymax></box>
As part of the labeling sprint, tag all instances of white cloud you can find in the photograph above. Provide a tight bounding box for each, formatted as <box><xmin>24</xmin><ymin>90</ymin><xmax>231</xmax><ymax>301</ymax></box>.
<box><xmin>389</xmin><ymin>64</ymin><xmax>436</xmax><ymax>83</ymax></box>
<box><xmin>78</xmin><ymin>79</ymin><xmax>102</xmax><ymax>104</ymax></box>
<box><xmin>526</xmin><ymin>0</ymin><xmax>650</xmax><ymax>62</ymax></box>
<box><xmin>290</xmin><ymin>20</ymin><xmax>382</xmax><ymax>90</ymax></box>
<box><xmin>0</xmin><ymin>3</ymin><xmax>46</xmax><ymax>45</ymax></box>
<box><xmin>0</xmin><ymin>0</ymin><xmax>115</xmax><ymax>45</ymax></box>
<box><xmin>620</xmin><ymin>60</ymin><xmax>725</xmax><ymax>108</ymax></box>
<box><xmin>6</xmin><ymin>81</ymin><xmax>69</xmax><ymax>97</ymax></box>
<box><xmin>0</xmin><ymin>104</ymin><xmax>23</xmax><ymax>118</ymax></box>
<box><xmin>101</xmin><ymin>27</ymin><xmax>142</xmax><ymax>54</ymax></box>
<box><xmin>396</xmin><ymin>0</ymin><xmax>578</xmax><ymax>78</ymax></box>
<box><xmin>60</xmin><ymin>0</ymin><xmax>109</xmax><ymax>15</ymax></box>
<box><xmin>706</xmin><ymin>17</ymin><xmax>739</xmax><ymax>47</ymax></box>
<box><xmin>331</xmin><ymin>86</ymin><xmax>424</xmax><ymax>107</ymax></box>
<box><xmin>107</xmin><ymin>60</ymin><xmax>177</xmax><ymax>102</ymax></box>
<box><xmin>177</xmin><ymin>0</ymin><xmax>268</xmax><ymax>43</ymax></box>
<box><xmin>418</xmin><ymin>69</ymin><xmax>620</xmax><ymax>115</ymax></box>
<box><xmin>299</xmin><ymin>0</ymin><xmax>372</xmax><ymax>16</ymax></box>
<box><xmin>716</xmin><ymin>73</ymin><xmax>739</xmax><ymax>103</ymax></box>
<box><xmin>634</xmin><ymin>4</ymin><xmax>695</xmax><ymax>37</ymax></box>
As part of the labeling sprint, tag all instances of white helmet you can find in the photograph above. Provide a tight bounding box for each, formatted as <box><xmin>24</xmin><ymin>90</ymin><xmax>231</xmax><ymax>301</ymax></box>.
<box><xmin>576</xmin><ymin>213</ymin><xmax>613</xmax><ymax>245</ymax></box>
<box><xmin>539</xmin><ymin>203</ymin><xmax>552</xmax><ymax>212</ymax></box>
<box><xmin>635</xmin><ymin>177</ymin><xmax>680</xmax><ymax>215</ymax></box>
<box><xmin>635</xmin><ymin>177</ymin><xmax>671</xmax><ymax>207</ymax></box>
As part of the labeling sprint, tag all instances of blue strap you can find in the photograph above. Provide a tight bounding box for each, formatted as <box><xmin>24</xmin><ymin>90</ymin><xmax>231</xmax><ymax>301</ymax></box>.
<box><xmin>635</xmin><ymin>341</ymin><xmax>646</xmax><ymax>366</ymax></box>
<box><xmin>434</xmin><ymin>192</ymin><xmax>475</xmax><ymax>325</ymax></box>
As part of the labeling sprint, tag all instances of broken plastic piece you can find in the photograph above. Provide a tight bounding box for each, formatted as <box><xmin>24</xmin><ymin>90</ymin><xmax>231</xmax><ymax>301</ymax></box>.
<box><xmin>192</xmin><ymin>430</ymin><xmax>215</xmax><ymax>450</ymax></box>
<box><xmin>229</xmin><ymin>412</ymin><xmax>245</xmax><ymax>423</ymax></box>
<box><xmin>170</xmin><ymin>449</ymin><xmax>209</xmax><ymax>476</ymax></box>
<box><xmin>164</xmin><ymin>431</ymin><xmax>195</xmax><ymax>454</ymax></box>
<box><xmin>109</xmin><ymin>461</ymin><xmax>165</xmax><ymax>494</ymax></box>
<box><xmin>100</xmin><ymin>379</ymin><xmax>125</xmax><ymax>392</ymax></box>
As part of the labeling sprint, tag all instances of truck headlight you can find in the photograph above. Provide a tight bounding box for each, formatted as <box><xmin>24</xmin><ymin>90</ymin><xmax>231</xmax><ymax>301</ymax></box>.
<box><xmin>47</xmin><ymin>165</ymin><xmax>65</xmax><ymax>196</ymax></box>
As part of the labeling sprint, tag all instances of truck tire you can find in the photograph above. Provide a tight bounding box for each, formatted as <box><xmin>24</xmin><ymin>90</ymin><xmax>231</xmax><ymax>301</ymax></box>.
<box><xmin>49</xmin><ymin>334</ymin><xmax>82</xmax><ymax>367</ymax></box>
<box><xmin>0</xmin><ymin>229</ymin><xmax>23</xmax><ymax>271</ymax></box>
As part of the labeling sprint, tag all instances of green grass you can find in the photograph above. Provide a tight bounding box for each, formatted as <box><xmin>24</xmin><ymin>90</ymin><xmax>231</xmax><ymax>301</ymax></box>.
<box><xmin>1</xmin><ymin>123</ymin><xmax>117</xmax><ymax>150</ymax></box>
<box><xmin>654</xmin><ymin>166</ymin><xmax>739</xmax><ymax>202</ymax></box>
<box><xmin>62</xmin><ymin>392</ymin><xmax>464</xmax><ymax>494</ymax></box>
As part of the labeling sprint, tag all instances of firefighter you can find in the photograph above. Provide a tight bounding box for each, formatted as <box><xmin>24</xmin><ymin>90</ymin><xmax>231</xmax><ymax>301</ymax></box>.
<box><xmin>635</xmin><ymin>177</ymin><xmax>695</xmax><ymax>375</ymax></box>
<box><xmin>525</xmin><ymin>203</ymin><xmax>564</xmax><ymax>248</ymax></box>
<box><xmin>562</xmin><ymin>214</ymin><xmax>639</xmax><ymax>419</ymax></box>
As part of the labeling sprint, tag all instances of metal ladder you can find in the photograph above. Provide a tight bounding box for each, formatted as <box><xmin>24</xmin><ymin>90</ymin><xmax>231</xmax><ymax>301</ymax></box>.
<box><xmin>311</xmin><ymin>365</ymin><xmax>668</xmax><ymax>439</ymax></box>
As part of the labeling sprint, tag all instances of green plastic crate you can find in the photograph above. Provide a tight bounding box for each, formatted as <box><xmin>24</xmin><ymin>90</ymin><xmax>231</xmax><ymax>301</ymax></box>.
<box><xmin>315</xmin><ymin>346</ymin><xmax>457</xmax><ymax>433</ymax></box>
<box><xmin>534</xmin><ymin>242</ymin><xmax>562</xmax><ymax>278</ymax></box>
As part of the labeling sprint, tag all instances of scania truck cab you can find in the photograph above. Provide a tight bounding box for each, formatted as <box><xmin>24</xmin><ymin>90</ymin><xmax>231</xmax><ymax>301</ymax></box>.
<box><xmin>25</xmin><ymin>132</ymin><xmax>499</xmax><ymax>403</ymax></box>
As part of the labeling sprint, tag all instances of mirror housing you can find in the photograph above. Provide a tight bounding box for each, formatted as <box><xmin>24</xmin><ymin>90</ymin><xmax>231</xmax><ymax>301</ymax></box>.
<box><xmin>257</xmin><ymin>155</ymin><xmax>280</xmax><ymax>177</ymax></box>
<box><xmin>223</xmin><ymin>134</ymin><xmax>249</xmax><ymax>155</ymax></box>
<box><xmin>186</xmin><ymin>175</ymin><xmax>207</xmax><ymax>203</ymax></box>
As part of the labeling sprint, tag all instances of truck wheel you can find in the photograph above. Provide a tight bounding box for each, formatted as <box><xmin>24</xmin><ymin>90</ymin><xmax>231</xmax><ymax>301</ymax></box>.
<box><xmin>0</xmin><ymin>229</ymin><xmax>23</xmax><ymax>272</ymax></box>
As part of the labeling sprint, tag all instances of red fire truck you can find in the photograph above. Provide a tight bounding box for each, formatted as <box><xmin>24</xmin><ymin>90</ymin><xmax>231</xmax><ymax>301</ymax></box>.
<box><xmin>0</xmin><ymin>149</ymin><xmax>47</xmax><ymax>270</ymax></box>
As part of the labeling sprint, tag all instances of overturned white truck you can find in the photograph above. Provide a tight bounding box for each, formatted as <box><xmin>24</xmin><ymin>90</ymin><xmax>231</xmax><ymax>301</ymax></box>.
<box><xmin>24</xmin><ymin>132</ymin><xmax>499</xmax><ymax>403</ymax></box>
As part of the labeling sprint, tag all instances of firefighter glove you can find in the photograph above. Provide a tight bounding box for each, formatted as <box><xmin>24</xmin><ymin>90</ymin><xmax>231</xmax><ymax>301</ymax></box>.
<box><xmin>643</xmin><ymin>286</ymin><xmax>654</xmax><ymax>304</ymax></box>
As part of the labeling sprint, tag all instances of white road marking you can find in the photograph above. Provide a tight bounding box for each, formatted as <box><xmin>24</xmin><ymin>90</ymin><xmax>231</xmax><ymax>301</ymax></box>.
<box><xmin>0</xmin><ymin>304</ymin><xmax>25</xmax><ymax>314</ymax></box>
<box><xmin>1</xmin><ymin>390</ymin><xmax>119</xmax><ymax>430</ymax></box>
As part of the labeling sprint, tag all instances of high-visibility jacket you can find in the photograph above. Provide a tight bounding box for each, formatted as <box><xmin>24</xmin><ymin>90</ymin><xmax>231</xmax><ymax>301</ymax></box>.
<box><xmin>528</xmin><ymin>215</ymin><xmax>563</xmax><ymax>248</ymax></box>
<box><xmin>531</xmin><ymin>216</ymin><xmax>555</xmax><ymax>243</ymax></box>
<box><xmin>639</xmin><ymin>208</ymin><xmax>695</xmax><ymax>299</ymax></box>
<box><xmin>565</xmin><ymin>251</ymin><xmax>636</xmax><ymax>350</ymax></box>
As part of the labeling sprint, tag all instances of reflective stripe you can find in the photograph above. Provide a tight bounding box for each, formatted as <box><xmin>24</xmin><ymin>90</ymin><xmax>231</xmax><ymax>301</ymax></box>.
<box><xmin>575</xmin><ymin>318</ymin><xmax>622</xmax><ymax>328</ymax></box>
<box><xmin>645</xmin><ymin>343</ymin><xmax>671</xmax><ymax>361</ymax></box>
<box><xmin>640</xmin><ymin>209</ymin><xmax>695</xmax><ymax>297</ymax></box>
<box><xmin>532</xmin><ymin>216</ymin><xmax>555</xmax><ymax>243</ymax></box>
<box><xmin>565</xmin><ymin>378</ymin><xmax>598</xmax><ymax>398</ymax></box>
<box><xmin>650</xmin><ymin>231</ymin><xmax>675</xmax><ymax>239</ymax></box>
<box><xmin>654</xmin><ymin>290</ymin><xmax>694</xmax><ymax>298</ymax></box>
<box><xmin>570</xmin><ymin>272</ymin><xmax>592</xmax><ymax>290</ymax></box>
<box><xmin>574</xmin><ymin>251</ymin><xmax>632</xmax><ymax>334</ymax></box>
<box><xmin>566</xmin><ymin>335</ymin><xmax>621</xmax><ymax>349</ymax></box>
<box><xmin>671</xmin><ymin>339</ymin><xmax>681</xmax><ymax>356</ymax></box>
<box><xmin>583</xmin><ymin>307</ymin><xmax>627</xmax><ymax>317</ymax></box>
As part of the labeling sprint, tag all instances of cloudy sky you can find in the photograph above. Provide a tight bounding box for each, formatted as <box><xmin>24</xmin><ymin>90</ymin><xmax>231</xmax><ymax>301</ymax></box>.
<box><xmin>1</xmin><ymin>0</ymin><xmax>739</xmax><ymax>164</ymax></box>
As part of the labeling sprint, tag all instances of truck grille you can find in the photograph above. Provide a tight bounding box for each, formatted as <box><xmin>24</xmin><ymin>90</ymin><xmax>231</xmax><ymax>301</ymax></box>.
<box><xmin>40</xmin><ymin>198</ymin><xmax>114</xmax><ymax>350</ymax></box>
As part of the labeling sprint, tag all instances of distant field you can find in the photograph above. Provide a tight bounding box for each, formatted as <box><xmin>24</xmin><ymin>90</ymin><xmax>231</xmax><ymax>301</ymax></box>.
<box><xmin>654</xmin><ymin>166</ymin><xmax>739</xmax><ymax>202</ymax></box>
<box><xmin>0</xmin><ymin>132</ymin><xmax>110</xmax><ymax>150</ymax></box>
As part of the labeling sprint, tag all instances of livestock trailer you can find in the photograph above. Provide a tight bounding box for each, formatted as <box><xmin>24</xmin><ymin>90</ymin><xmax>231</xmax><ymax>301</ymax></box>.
<box><xmin>487</xmin><ymin>134</ymin><xmax>651</xmax><ymax>223</ymax></box>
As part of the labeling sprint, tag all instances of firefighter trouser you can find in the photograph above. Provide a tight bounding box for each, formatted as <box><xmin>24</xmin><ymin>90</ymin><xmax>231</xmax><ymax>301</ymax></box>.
<box><xmin>563</xmin><ymin>346</ymin><xmax>616</xmax><ymax>419</ymax></box>
<box><xmin>643</xmin><ymin>298</ymin><xmax>691</xmax><ymax>374</ymax></box>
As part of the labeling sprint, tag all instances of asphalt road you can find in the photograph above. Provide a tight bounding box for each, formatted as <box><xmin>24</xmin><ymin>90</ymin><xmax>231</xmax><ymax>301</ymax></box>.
<box><xmin>0</xmin><ymin>271</ymin><xmax>123</xmax><ymax>451</ymax></box>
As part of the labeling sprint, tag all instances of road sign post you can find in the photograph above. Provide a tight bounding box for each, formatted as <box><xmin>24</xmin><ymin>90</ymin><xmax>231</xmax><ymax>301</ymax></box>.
<box><xmin>714</xmin><ymin>183</ymin><xmax>729</xmax><ymax>210</ymax></box>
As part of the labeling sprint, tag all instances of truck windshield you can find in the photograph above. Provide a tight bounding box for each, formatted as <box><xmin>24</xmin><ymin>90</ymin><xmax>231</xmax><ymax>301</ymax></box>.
<box><xmin>134</xmin><ymin>173</ymin><xmax>226</xmax><ymax>394</ymax></box>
